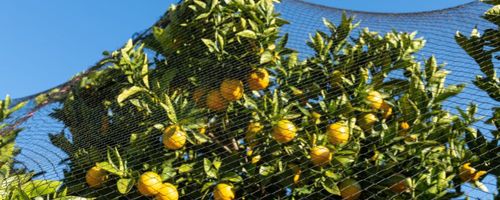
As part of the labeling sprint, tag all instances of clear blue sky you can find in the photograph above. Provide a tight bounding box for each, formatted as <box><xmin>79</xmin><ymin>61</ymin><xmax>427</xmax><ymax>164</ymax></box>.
<box><xmin>0</xmin><ymin>0</ymin><xmax>473</xmax><ymax>98</ymax></box>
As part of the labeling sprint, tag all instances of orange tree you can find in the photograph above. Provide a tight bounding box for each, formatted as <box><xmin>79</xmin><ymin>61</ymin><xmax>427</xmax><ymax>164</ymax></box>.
<box><xmin>0</xmin><ymin>96</ymin><xmax>86</xmax><ymax>199</ymax></box>
<box><xmin>456</xmin><ymin>0</ymin><xmax>500</xmax><ymax>196</ymax></box>
<box><xmin>48</xmin><ymin>0</ymin><xmax>483</xmax><ymax>199</ymax></box>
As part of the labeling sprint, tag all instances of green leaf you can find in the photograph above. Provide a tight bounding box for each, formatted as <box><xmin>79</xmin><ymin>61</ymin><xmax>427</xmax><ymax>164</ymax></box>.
<box><xmin>201</xmin><ymin>181</ymin><xmax>215</xmax><ymax>192</ymax></box>
<box><xmin>160</xmin><ymin>94</ymin><xmax>178</xmax><ymax>123</ymax></box>
<box><xmin>117</xmin><ymin>86</ymin><xmax>147</xmax><ymax>105</ymax></box>
<box><xmin>96</xmin><ymin>162</ymin><xmax>124</xmax><ymax>176</ymax></box>
<box><xmin>434</xmin><ymin>84</ymin><xmax>464</xmax><ymax>102</ymax></box>
<box><xmin>259</xmin><ymin>165</ymin><xmax>275</xmax><ymax>176</ymax></box>
<box><xmin>260</xmin><ymin>51</ymin><xmax>273</xmax><ymax>64</ymax></box>
<box><xmin>21</xmin><ymin>180</ymin><xmax>61</xmax><ymax>198</ymax></box>
<box><xmin>178</xmin><ymin>164</ymin><xmax>194</xmax><ymax>173</ymax></box>
<box><xmin>221</xmin><ymin>172</ymin><xmax>243</xmax><ymax>183</ymax></box>
<box><xmin>237</xmin><ymin>30</ymin><xmax>257</xmax><ymax>39</ymax></box>
<box><xmin>321</xmin><ymin>179</ymin><xmax>340</xmax><ymax>195</ymax></box>
<box><xmin>117</xmin><ymin>178</ymin><xmax>134</xmax><ymax>194</ymax></box>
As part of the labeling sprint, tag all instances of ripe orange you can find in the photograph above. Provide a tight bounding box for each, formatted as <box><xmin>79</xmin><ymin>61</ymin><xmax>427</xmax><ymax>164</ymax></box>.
<box><xmin>213</xmin><ymin>183</ymin><xmax>235</xmax><ymax>200</ymax></box>
<box><xmin>85</xmin><ymin>166</ymin><xmax>107</xmax><ymax>188</ymax></box>
<box><xmin>220</xmin><ymin>79</ymin><xmax>244</xmax><ymax>101</ymax></box>
<box><xmin>137</xmin><ymin>172</ymin><xmax>163</xmax><ymax>196</ymax></box>
<box><xmin>206</xmin><ymin>90</ymin><xmax>228</xmax><ymax>111</ymax></box>
<box><xmin>163</xmin><ymin>125</ymin><xmax>187</xmax><ymax>150</ymax></box>
<box><xmin>400</xmin><ymin>122</ymin><xmax>410</xmax><ymax>131</ymax></box>
<box><xmin>193</xmin><ymin>87</ymin><xmax>206</xmax><ymax>105</ymax></box>
<box><xmin>291</xmin><ymin>165</ymin><xmax>301</xmax><ymax>185</ymax></box>
<box><xmin>272</xmin><ymin>120</ymin><xmax>297</xmax><ymax>143</ymax></box>
<box><xmin>399</xmin><ymin>122</ymin><xmax>410</xmax><ymax>136</ymax></box>
<box><xmin>339</xmin><ymin>179</ymin><xmax>362</xmax><ymax>200</ymax></box>
<box><xmin>251</xmin><ymin>155</ymin><xmax>261</xmax><ymax>164</ymax></box>
<box><xmin>155</xmin><ymin>183</ymin><xmax>179</xmax><ymax>200</ymax></box>
<box><xmin>358</xmin><ymin>113</ymin><xmax>378</xmax><ymax>131</ymax></box>
<box><xmin>326</xmin><ymin>122</ymin><xmax>349</xmax><ymax>145</ymax></box>
<box><xmin>388</xmin><ymin>174</ymin><xmax>407</xmax><ymax>193</ymax></box>
<box><xmin>366</xmin><ymin>91</ymin><xmax>384</xmax><ymax>110</ymax></box>
<box><xmin>380</xmin><ymin>102</ymin><xmax>392</xmax><ymax>119</ymax></box>
<box><xmin>459</xmin><ymin>163</ymin><xmax>487</xmax><ymax>182</ymax></box>
<box><xmin>248</xmin><ymin>68</ymin><xmax>270</xmax><ymax>91</ymax></box>
<box><xmin>310</xmin><ymin>146</ymin><xmax>332</xmax><ymax>166</ymax></box>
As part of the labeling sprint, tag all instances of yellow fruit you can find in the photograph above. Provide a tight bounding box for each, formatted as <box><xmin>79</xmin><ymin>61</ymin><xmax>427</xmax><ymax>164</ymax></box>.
<box><xmin>388</xmin><ymin>174</ymin><xmax>407</xmax><ymax>193</ymax></box>
<box><xmin>85</xmin><ymin>166</ymin><xmax>107</xmax><ymax>188</ymax></box>
<box><xmin>220</xmin><ymin>79</ymin><xmax>244</xmax><ymax>101</ymax></box>
<box><xmin>400</xmin><ymin>122</ymin><xmax>410</xmax><ymax>131</ymax></box>
<box><xmin>163</xmin><ymin>125</ymin><xmax>187</xmax><ymax>150</ymax></box>
<box><xmin>293</xmin><ymin>169</ymin><xmax>301</xmax><ymax>185</ymax></box>
<box><xmin>381</xmin><ymin>102</ymin><xmax>392</xmax><ymax>119</ymax></box>
<box><xmin>248</xmin><ymin>68</ymin><xmax>270</xmax><ymax>91</ymax></box>
<box><xmin>213</xmin><ymin>183</ymin><xmax>235</xmax><ymax>200</ymax></box>
<box><xmin>155</xmin><ymin>183</ymin><xmax>179</xmax><ymax>200</ymax></box>
<box><xmin>459</xmin><ymin>163</ymin><xmax>487</xmax><ymax>182</ymax></box>
<box><xmin>310</xmin><ymin>146</ymin><xmax>332</xmax><ymax>166</ymax></box>
<box><xmin>272</xmin><ymin>120</ymin><xmax>297</xmax><ymax>143</ymax></box>
<box><xmin>206</xmin><ymin>90</ymin><xmax>228</xmax><ymax>111</ymax></box>
<box><xmin>251</xmin><ymin>155</ymin><xmax>261</xmax><ymax>164</ymax></box>
<box><xmin>366</xmin><ymin>91</ymin><xmax>384</xmax><ymax>110</ymax></box>
<box><xmin>358</xmin><ymin>113</ymin><xmax>378</xmax><ymax>131</ymax></box>
<box><xmin>193</xmin><ymin>87</ymin><xmax>206</xmax><ymax>105</ymax></box>
<box><xmin>137</xmin><ymin>172</ymin><xmax>163</xmax><ymax>196</ymax></box>
<box><xmin>326</xmin><ymin>122</ymin><xmax>349</xmax><ymax>145</ymax></box>
<box><xmin>339</xmin><ymin>179</ymin><xmax>362</xmax><ymax>200</ymax></box>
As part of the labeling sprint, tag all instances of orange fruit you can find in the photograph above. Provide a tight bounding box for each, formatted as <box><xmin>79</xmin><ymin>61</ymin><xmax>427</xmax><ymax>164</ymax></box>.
<box><xmin>85</xmin><ymin>166</ymin><xmax>107</xmax><ymax>188</ymax></box>
<box><xmin>220</xmin><ymin>79</ymin><xmax>244</xmax><ymax>101</ymax></box>
<box><xmin>213</xmin><ymin>183</ymin><xmax>235</xmax><ymax>200</ymax></box>
<box><xmin>248</xmin><ymin>68</ymin><xmax>270</xmax><ymax>90</ymax></box>
<box><xmin>206</xmin><ymin>90</ymin><xmax>228</xmax><ymax>111</ymax></box>
<box><xmin>459</xmin><ymin>163</ymin><xmax>487</xmax><ymax>182</ymax></box>
<box><xmin>193</xmin><ymin>87</ymin><xmax>206</xmax><ymax>105</ymax></box>
<box><xmin>358</xmin><ymin>113</ymin><xmax>378</xmax><ymax>131</ymax></box>
<box><xmin>137</xmin><ymin>172</ymin><xmax>163</xmax><ymax>196</ymax></box>
<box><xmin>272</xmin><ymin>120</ymin><xmax>297</xmax><ymax>143</ymax></box>
<box><xmin>381</xmin><ymin>102</ymin><xmax>392</xmax><ymax>119</ymax></box>
<box><xmin>326</xmin><ymin>122</ymin><xmax>349</xmax><ymax>145</ymax></box>
<box><xmin>251</xmin><ymin>155</ymin><xmax>261</xmax><ymax>164</ymax></box>
<box><xmin>366</xmin><ymin>91</ymin><xmax>384</xmax><ymax>110</ymax></box>
<box><xmin>155</xmin><ymin>183</ymin><xmax>179</xmax><ymax>200</ymax></box>
<box><xmin>400</xmin><ymin>122</ymin><xmax>410</xmax><ymax>131</ymax></box>
<box><xmin>339</xmin><ymin>179</ymin><xmax>362</xmax><ymax>200</ymax></box>
<box><xmin>310</xmin><ymin>146</ymin><xmax>332</xmax><ymax>166</ymax></box>
<box><xmin>388</xmin><ymin>174</ymin><xmax>407</xmax><ymax>193</ymax></box>
<box><xmin>163</xmin><ymin>125</ymin><xmax>187</xmax><ymax>150</ymax></box>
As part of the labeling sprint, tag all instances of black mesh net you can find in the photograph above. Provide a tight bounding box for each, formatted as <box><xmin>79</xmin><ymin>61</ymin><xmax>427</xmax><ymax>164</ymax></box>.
<box><xmin>1</xmin><ymin>0</ymin><xmax>499</xmax><ymax>199</ymax></box>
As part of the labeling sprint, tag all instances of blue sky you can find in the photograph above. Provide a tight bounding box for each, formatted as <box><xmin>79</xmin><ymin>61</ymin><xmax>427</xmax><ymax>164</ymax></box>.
<box><xmin>0</xmin><ymin>0</ymin><xmax>473</xmax><ymax>98</ymax></box>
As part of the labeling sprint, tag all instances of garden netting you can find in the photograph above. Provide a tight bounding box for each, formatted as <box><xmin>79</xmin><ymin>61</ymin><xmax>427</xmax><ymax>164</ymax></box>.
<box><xmin>1</xmin><ymin>0</ymin><xmax>499</xmax><ymax>199</ymax></box>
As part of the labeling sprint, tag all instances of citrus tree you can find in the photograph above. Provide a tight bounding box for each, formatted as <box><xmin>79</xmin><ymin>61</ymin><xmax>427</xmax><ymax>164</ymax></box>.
<box><xmin>48</xmin><ymin>0</ymin><xmax>484</xmax><ymax>199</ymax></box>
<box><xmin>456</xmin><ymin>0</ymin><xmax>500</xmax><ymax>196</ymax></box>
<box><xmin>0</xmin><ymin>96</ymin><xmax>87</xmax><ymax>199</ymax></box>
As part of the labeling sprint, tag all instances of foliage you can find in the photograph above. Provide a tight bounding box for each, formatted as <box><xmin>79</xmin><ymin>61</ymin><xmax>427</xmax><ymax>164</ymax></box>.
<box><xmin>456</xmin><ymin>0</ymin><xmax>500</xmax><ymax>197</ymax></box>
<box><xmin>46</xmin><ymin>0</ymin><xmax>490</xmax><ymax>199</ymax></box>
<box><xmin>0</xmin><ymin>97</ymin><xmax>87</xmax><ymax>200</ymax></box>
